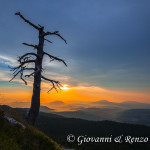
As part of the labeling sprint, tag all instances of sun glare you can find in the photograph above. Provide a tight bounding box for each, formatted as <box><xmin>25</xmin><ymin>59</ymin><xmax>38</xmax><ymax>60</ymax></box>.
<box><xmin>61</xmin><ymin>85</ymin><xmax>70</xmax><ymax>90</ymax></box>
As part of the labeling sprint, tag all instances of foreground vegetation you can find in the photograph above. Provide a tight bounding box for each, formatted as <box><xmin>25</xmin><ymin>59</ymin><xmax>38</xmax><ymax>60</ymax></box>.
<box><xmin>0</xmin><ymin>108</ymin><xmax>62</xmax><ymax>150</ymax></box>
<box><xmin>1</xmin><ymin>105</ymin><xmax>150</xmax><ymax>150</ymax></box>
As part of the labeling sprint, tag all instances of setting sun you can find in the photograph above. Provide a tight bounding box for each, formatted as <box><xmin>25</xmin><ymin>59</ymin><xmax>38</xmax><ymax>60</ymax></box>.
<box><xmin>61</xmin><ymin>85</ymin><xmax>70</xmax><ymax>90</ymax></box>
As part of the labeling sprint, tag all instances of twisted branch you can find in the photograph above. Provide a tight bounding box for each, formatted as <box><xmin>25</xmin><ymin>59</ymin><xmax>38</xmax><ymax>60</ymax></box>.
<box><xmin>22</xmin><ymin>43</ymin><xmax>38</xmax><ymax>49</ymax></box>
<box><xmin>18</xmin><ymin>53</ymin><xmax>39</xmax><ymax>62</ymax></box>
<box><xmin>17</xmin><ymin>60</ymin><xmax>35</xmax><ymax>68</ymax></box>
<box><xmin>9</xmin><ymin>58</ymin><xmax>36</xmax><ymax>85</ymax></box>
<box><xmin>41</xmin><ymin>75</ymin><xmax>62</xmax><ymax>93</ymax></box>
<box><xmin>20</xmin><ymin>66</ymin><xmax>27</xmax><ymax>85</ymax></box>
<box><xmin>15</xmin><ymin>12</ymin><xmax>40</xmax><ymax>30</ymax></box>
<box><xmin>25</xmin><ymin>72</ymin><xmax>35</xmax><ymax>78</ymax></box>
<box><xmin>44</xmin><ymin>52</ymin><xmax>67</xmax><ymax>66</ymax></box>
<box><xmin>25</xmin><ymin>67</ymin><xmax>41</xmax><ymax>78</ymax></box>
<box><xmin>44</xmin><ymin>31</ymin><xmax>67</xmax><ymax>44</ymax></box>
<box><xmin>44</xmin><ymin>38</ymin><xmax>53</xmax><ymax>43</ymax></box>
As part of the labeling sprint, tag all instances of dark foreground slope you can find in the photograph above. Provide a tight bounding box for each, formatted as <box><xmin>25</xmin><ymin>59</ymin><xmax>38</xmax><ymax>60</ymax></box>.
<box><xmin>1</xmin><ymin>105</ymin><xmax>150</xmax><ymax>150</ymax></box>
<box><xmin>36</xmin><ymin>112</ymin><xmax>150</xmax><ymax>150</ymax></box>
<box><xmin>0</xmin><ymin>107</ymin><xmax>62</xmax><ymax>150</ymax></box>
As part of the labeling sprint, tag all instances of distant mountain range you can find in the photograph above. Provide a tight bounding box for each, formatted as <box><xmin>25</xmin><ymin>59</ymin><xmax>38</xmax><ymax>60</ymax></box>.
<box><xmin>54</xmin><ymin>100</ymin><xmax>150</xmax><ymax>126</ymax></box>
<box><xmin>118</xmin><ymin>109</ymin><xmax>150</xmax><ymax>126</ymax></box>
<box><xmin>1</xmin><ymin>105</ymin><xmax>150</xmax><ymax>150</ymax></box>
<box><xmin>91</xmin><ymin>100</ymin><xmax>150</xmax><ymax>109</ymax></box>
<box><xmin>4</xmin><ymin>100</ymin><xmax>150</xmax><ymax>110</ymax></box>
<box><xmin>2</xmin><ymin>100</ymin><xmax>150</xmax><ymax>126</ymax></box>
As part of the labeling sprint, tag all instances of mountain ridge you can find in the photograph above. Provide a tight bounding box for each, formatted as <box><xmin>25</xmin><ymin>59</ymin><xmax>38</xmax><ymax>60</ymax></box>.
<box><xmin>1</xmin><ymin>105</ymin><xmax>150</xmax><ymax>150</ymax></box>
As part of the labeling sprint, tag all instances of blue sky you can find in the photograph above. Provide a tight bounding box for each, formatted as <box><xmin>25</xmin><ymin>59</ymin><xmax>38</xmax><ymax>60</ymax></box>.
<box><xmin>0</xmin><ymin>0</ymin><xmax>150</xmax><ymax>91</ymax></box>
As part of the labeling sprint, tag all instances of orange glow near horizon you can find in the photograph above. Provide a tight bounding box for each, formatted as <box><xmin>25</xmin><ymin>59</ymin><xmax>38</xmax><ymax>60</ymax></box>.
<box><xmin>0</xmin><ymin>84</ymin><xmax>150</xmax><ymax>105</ymax></box>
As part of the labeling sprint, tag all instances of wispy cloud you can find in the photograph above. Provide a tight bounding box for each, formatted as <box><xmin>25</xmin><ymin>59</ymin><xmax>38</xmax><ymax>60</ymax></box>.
<box><xmin>0</xmin><ymin>71</ymin><xmax>10</xmax><ymax>81</ymax></box>
<box><xmin>0</xmin><ymin>55</ymin><xmax>17</xmax><ymax>66</ymax></box>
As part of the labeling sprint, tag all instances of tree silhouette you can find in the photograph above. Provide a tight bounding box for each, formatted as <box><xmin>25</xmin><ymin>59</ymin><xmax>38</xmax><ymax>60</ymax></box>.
<box><xmin>9</xmin><ymin>12</ymin><xmax>67</xmax><ymax>125</ymax></box>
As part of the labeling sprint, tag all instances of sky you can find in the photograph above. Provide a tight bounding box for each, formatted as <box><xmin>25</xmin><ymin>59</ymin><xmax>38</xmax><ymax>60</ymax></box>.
<box><xmin>0</xmin><ymin>0</ymin><xmax>150</xmax><ymax>107</ymax></box>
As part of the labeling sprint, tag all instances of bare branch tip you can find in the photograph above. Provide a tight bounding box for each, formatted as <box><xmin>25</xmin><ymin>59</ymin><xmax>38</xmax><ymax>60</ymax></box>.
<box><xmin>15</xmin><ymin>12</ymin><xmax>21</xmax><ymax>16</ymax></box>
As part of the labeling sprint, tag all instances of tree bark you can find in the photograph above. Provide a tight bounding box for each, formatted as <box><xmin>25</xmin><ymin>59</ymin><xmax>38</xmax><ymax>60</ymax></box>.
<box><xmin>11</xmin><ymin>12</ymin><xmax>67</xmax><ymax>126</ymax></box>
<box><xmin>26</xmin><ymin>28</ymin><xmax>44</xmax><ymax>125</ymax></box>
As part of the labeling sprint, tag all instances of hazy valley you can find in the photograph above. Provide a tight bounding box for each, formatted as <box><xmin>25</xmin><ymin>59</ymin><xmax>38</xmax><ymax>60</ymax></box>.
<box><xmin>2</xmin><ymin>100</ymin><xmax>150</xmax><ymax>126</ymax></box>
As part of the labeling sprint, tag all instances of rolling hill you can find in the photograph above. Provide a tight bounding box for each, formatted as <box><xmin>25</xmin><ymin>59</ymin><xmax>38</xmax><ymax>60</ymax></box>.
<box><xmin>1</xmin><ymin>105</ymin><xmax>150</xmax><ymax>150</ymax></box>
<box><xmin>0</xmin><ymin>107</ymin><xmax>62</xmax><ymax>150</ymax></box>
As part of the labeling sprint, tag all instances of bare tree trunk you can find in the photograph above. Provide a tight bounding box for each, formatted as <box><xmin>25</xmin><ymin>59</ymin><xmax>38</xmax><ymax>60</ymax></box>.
<box><xmin>11</xmin><ymin>12</ymin><xmax>67</xmax><ymax>126</ymax></box>
<box><xmin>27</xmin><ymin>28</ymin><xmax>44</xmax><ymax>125</ymax></box>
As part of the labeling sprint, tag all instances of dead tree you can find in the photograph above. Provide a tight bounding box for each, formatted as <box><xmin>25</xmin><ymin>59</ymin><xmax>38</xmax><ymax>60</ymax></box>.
<box><xmin>9</xmin><ymin>12</ymin><xmax>67</xmax><ymax>125</ymax></box>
